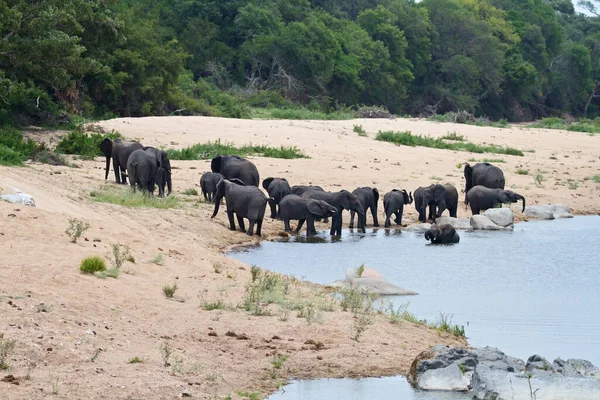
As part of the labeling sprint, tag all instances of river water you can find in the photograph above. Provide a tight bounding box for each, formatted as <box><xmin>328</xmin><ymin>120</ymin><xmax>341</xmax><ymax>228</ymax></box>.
<box><xmin>230</xmin><ymin>216</ymin><xmax>600</xmax><ymax>398</ymax></box>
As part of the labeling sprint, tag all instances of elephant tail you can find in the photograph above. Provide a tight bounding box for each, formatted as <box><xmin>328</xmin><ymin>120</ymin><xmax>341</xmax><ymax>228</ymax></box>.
<box><xmin>128</xmin><ymin>162</ymin><xmax>137</xmax><ymax>188</ymax></box>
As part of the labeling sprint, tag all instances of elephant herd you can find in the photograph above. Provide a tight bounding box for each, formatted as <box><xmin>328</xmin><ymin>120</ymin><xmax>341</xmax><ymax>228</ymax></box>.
<box><xmin>99</xmin><ymin>138</ymin><xmax>526</xmax><ymax>242</ymax></box>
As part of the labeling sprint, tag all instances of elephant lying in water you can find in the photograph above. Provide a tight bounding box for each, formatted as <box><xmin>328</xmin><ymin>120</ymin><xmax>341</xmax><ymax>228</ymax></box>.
<box><xmin>211</xmin><ymin>178</ymin><xmax>270</xmax><ymax>236</ymax></box>
<box><xmin>278</xmin><ymin>195</ymin><xmax>338</xmax><ymax>236</ymax></box>
<box><xmin>466</xmin><ymin>186</ymin><xmax>525</xmax><ymax>215</ymax></box>
<box><xmin>424</xmin><ymin>224</ymin><xmax>460</xmax><ymax>244</ymax></box>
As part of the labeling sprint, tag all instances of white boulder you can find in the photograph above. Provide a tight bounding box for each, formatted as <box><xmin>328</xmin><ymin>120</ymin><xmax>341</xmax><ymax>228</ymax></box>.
<box><xmin>524</xmin><ymin>204</ymin><xmax>573</xmax><ymax>220</ymax></box>
<box><xmin>435</xmin><ymin>216</ymin><xmax>472</xmax><ymax>230</ymax></box>
<box><xmin>470</xmin><ymin>215</ymin><xmax>512</xmax><ymax>231</ymax></box>
<box><xmin>483</xmin><ymin>208</ymin><xmax>514</xmax><ymax>228</ymax></box>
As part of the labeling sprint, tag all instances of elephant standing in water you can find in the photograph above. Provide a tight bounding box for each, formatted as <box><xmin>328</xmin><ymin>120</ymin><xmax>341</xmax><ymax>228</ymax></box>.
<box><xmin>278</xmin><ymin>195</ymin><xmax>338</xmax><ymax>236</ymax></box>
<box><xmin>211</xmin><ymin>154</ymin><xmax>259</xmax><ymax>187</ymax></box>
<box><xmin>211</xmin><ymin>178</ymin><xmax>270</xmax><ymax>236</ymax></box>
<box><xmin>302</xmin><ymin>190</ymin><xmax>364</xmax><ymax>236</ymax></box>
<box><xmin>414</xmin><ymin>183</ymin><xmax>458</xmax><ymax>222</ymax></box>
<box><xmin>126</xmin><ymin>147</ymin><xmax>172</xmax><ymax>197</ymax></box>
<box><xmin>383</xmin><ymin>189</ymin><xmax>412</xmax><ymax>227</ymax></box>
<box><xmin>424</xmin><ymin>224</ymin><xmax>460</xmax><ymax>244</ymax></box>
<box><xmin>349</xmin><ymin>187</ymin><xmax>380</xmax><ymax>230</ymax></box>
<box><xmin>466</xmin><ymin>186</ymin><xmax>525</xmax><ymax>215</ymax></box>
<box><xmin>100</xmin><ymin>138</ymin><xmax>143</xmax><ymax>184</ymax></box>
<box><xmin>262</xmin><ymin>177</ymin><xmax>291</xmax><ymax>218</ymax></box>
<box><xmin>200</xmin><ymin>172</ymin><xmax>224</xmax><ymax>203</ymax></box>
<box><xmin>464</xmin><ymin>162</ymin><xmax>505</xmax><ymax>205</ymax></box>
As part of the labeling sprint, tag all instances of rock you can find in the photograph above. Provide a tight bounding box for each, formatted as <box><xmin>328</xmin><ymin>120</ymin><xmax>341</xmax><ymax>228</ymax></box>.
<box><xmin>470</xmin><ymin>215</ymin><xmax>512</xmax><ymax>231</ymax></box>
<box><xmin>406</xmin><ymin>223</ymin><xmax>431</xmax><ymax>232</ymax></box>
<box><xmin>346</xmin><ymin>266</ymin><xmax>385</xmax><ymax>280</ymax></box>
<box><xmin>526</xmin><ymin>354</ymin><xmax>554</xmax><ymax>373</ymax></box>
<box><xmin>483</xmin><ymin>208</ymin><xmax>514</xmax><ymax>228</ymax></box>
<box><xmin>524</xmin><ymin>204</ymin><xmax>573</xmax><ymax>220</ymax></box>
<box><xmin>553</xmin><ymin>358</ymin><xmax>600</xmax><ymax>378</ymax></box>
<box><xmin>435</xmin><ymin>217</ymin><xmax>472</xmax><ymax>230</ymax></box>
<box><xmin>0</xmin><ymin>191</ymin><xmax>35</xmax><ymax>207</ymax></box>
<box><xmin>474</xmin><ymin>347</ymin><xmax>524</xmax><ymax>373</ymax></box>
<box><xmin>327</xmin><ymin>267</ymin><xmax>418</xmax><ymax>295</ymax></box>
<box><xmin>418</xmin><ymin>363</ymin><xmax>473</xmax><ymax>392</ymax></box>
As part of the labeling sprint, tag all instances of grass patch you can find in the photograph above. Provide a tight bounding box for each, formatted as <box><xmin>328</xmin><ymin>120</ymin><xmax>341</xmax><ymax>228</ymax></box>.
<box><xmin>568</xmin><ymin>180</ymin><xmax>579</xmax><ymax>190</ymax></box>
<box><xmin>353</xmin><ymin>125</ymin><xmax>367</xmax><ymax>136</ymax></box>
<box><xmin>183</xmin><ymin>188</ymin><xmax>198</xmax><ymax>196</ymax></box>
<box><xmin>530</xmin><ymin>117</ymin><xmax>600</xmax><ymax>134</ymax></box>
<box><xmin>80</xmin><ymin>256</ymin><xmax>107</xmax><ymax>274</ymax></box>
<box><xmin>163</xmin><ymin>283</ymin><xmax>178</xmax><ymax>298</ymax></box>
<box><xmin>0</xmin><ymin>333</ymin><xmax>16</xmax><ymax>370</ymax></box>
<box><xmin>55</xmin><ymin>126</ymin><xmax>121</xmax><ymax>159</ymax></box>
<box><xmin>128</xmin><ymin>357</ymin><xmax>144</xmax><ymax>364</ymax></box>
<box><xmin>584</xmin><ymin>175</ymin><xmax>600</xmax><ymax>183</ymax></box>
<box><xmin>251</xmin><ymin>107</ymin><xmax>355</xmax><ymax>120</ymax></box>
<box><xmin>534</xmin><ymin>170</ymin><xmax>546</xmax><ymax>187</ymax></box>
<box><xmin>376</xmin><ymin>131</ymin><xmax>523</xmax><ymax>156</ymax></box>
<box><xmin>94</xmin><ymin>267</ymin><xmax>120</xmax><ymax>279</ymax></box>
<box><xmin>428</xmin><ymin>112</ymin><xmax>509</xmax><ymax>128</ymax></box>
<box><xmin>167</xmin><ymin>139</ymin><xmax>308</xmax><ymax>161</ymax></box>
<box><xmin>0</xmin><ymin>127</ymin><xmax>49</xmax><ymax>166</ymax></box>
<box><xmin>515</xmin><ymin>169</ymin><xmax>529</xmax><ymax>175</ymax></box>
<box><xmin>151</xmin><ymin>253</ymin><xmax>164</xmax><ymax>266</ymax></box>
<box><xmin>440</xmin><ymin>131</ymin><xmax>465</xmax><ymax>141</ymax></box>
<box><xmin>89</xmin><ymin>185</ymin><xmax>180</xmax><ymax>209</ymax></box>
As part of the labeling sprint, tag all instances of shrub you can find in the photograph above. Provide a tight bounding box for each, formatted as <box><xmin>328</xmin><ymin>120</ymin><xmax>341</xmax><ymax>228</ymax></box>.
<box><xmin>108</xmin><ymin>243</ymin><xmax>131</xmax><ymax>269</ymax></box>
<box><xmin>245</xmin><ymin>90</ymin><xmax>290</xmax><ymax>108</ymax></box>
<box><xmin>0</xmin><ymin>127</ymin><xmax>46</xmax><ymax>166</ymax></box>
<box><xmin>167</xmin><ymin>139</ymin><xmax>308</xmax><ymax>160</ymax></box>
<box><xmin>183</xmin><ymin>188</ymin><xmax>198</xmax><ymax>196</ymax></box>
<box><xmin>55</xmin><ymin>127</ymin><xmax>121</xmax><ymax>160</ymax></box>
<box><xmin>163</xmin><ymin>283</ymin><xmax>178</xmax><ymax>298</ymax></box>
<box><xmin>80</xmin><ymin>256</ymin><xmax>107</xmax><ymax>274</ymax></box>
<box><xmin>0</xmin><ymin>334</ymin><xmax>16</xmax><ymax>370</ymax></box>
<box><xmin>515</xmin><ymin>169</ymin><xmax>529</xmax><ymax>175</ymax></box>
<box><xmin>65</xmin><ymin>218</ymin><xmax>90</xmax><ymax>243</ymax></box>
<box><xmin>353</xmin><ymin>125</ymin><xmax>367</xmax><ymax>136</ymax></box>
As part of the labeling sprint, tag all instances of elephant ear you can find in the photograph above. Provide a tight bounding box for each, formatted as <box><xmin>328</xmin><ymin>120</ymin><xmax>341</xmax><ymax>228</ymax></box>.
<box><xmin>372</xmin><ymin>188</ymin><xmax>379</xmax><ymax>204</ymax></box>
<box><xmin>161</xmin><ymin>151</ymin><xmax>171</xmax><ymax>172</ymax></box>
<box><xmin>262</xmin><ymin>177</ymin><xmax>274</xmax><ymax>191</ymax></box>
<box><xmin>215</xmin><ymin>178</ymin><xmax>226</xmax><ymax>198</ymax></box>
<box><xmin>401</xmin><ymin>189</ymin><xmax>410</xmax><ymax>203</ymax></box>
<box><xmin>228</xmin><ymin>178</ymin><xmax>245</xmax><ymax>186</ymax></box>
<box><xmin>99</xmin><ymin>138</ymin><xmax>113</xmax><ymax>157</ymax></box>
<box><xmin>211</xmin><ymin>154</ymin><xmax>222</xmax><ymax>173</ymax></box>
<box><xmin>307</xmin><ymin>200</ymin><xmax>326</xmax><ymax>218</ymax></box>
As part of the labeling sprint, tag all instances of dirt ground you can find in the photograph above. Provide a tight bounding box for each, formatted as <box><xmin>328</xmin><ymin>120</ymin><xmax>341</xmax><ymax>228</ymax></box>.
<box><xmin>1</xmin><ymin>116</ymin><xmax>598</xmax><ymax>399</ymax></box>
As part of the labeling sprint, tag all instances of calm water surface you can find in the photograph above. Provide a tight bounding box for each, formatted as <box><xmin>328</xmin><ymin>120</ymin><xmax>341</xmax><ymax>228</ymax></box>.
<box><xmin>231</xmin><ymin>216</ymin><xmax>600</xmax><ymax>367</ymax></box>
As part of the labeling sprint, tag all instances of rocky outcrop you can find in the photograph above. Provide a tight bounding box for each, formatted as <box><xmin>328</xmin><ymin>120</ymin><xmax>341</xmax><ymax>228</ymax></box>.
<box><xmin>470</xmin><ymin>215</ymin><xmax>513</xmax><ymax>231</ymax></box>
<box><xmin>483</xmin><ymin>208</ymin><xmax>514</xmax><ymax>228</ymax></box>
<box><xmin>434</xmin><ymin>216</ymin><xmax>472</xmax><ymax>230</ymax></box>
<box><xmin>524</xmin><ymin>204</ymin><xmax>573</xmax><ymax>219</ymax></box>
<box><xmin>410</xmin><ymin>345</ymin><xmax>600</xmax><ymax>400</ymax></box>
<box><xmin>327</xmin><ymin>267</ymin><xmax>418</xmax><ymax>296</ymax></box>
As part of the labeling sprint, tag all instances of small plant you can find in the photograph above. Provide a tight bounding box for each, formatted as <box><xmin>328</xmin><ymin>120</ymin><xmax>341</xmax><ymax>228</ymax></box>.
<box><xmin>65</xmin><ymin>218</ymin><xmax>90</xmax><ymax>243</ymax></box>
<box><xmin>271</xmin><ymin>354</ymin><xmax>288</xmax><ymax>369</ymax></box>
<box><xmin>296</xmin><ymin>303</ymin><xmax>320</xmax><ymax>324</ymax></box>
<box><xmin>163</xmin><ymin>283</ymin><xmax>178</xmax><ymax>298</ymax></box>
<box><xmin>183</xmin><ymin>188</ymin><xmax>198</xmax><ymax>196</ymax></box>
<box><xmin>353</xmin><ymin>125</ymin><xmax>367</xmax><ymax>136</ymax></box>
<box><xmin>80</xmin><ymin>256</ymin><xmax>107</xmax><ymax>274</ymax></box>
<box><xmin>160</xmin><ymin>342</ymin><xmax>172</xmax><ymax>367</ymax></box>
<box><xmin>0</xmin><ymin>333</ymin><xmax>16</xmax><ymax>370</ymax></box>
<box><xmin>128</xmin><ymin>356</ymin><xmax>144</xmax><ymax>364</ymax></box>
<box><xmin>170</xmin><ymin>356</ymin><xmax>183</xmax><ymax>374</ymax></box>
<box><xmin>51</xmin><ymin>375</ymin><xmax>59</xmax><ymax>395</ymax></box>
<box><xmin>441</xmin><ymin>131</ymin><xmax>465</xmax><ymax>141</ymax></box>
<box><xmin>534</xmin><ymin>171</ymin><xmax>545</xmax><ymax>187</ymax></box>
<box><xmin>458</xmin><ymin>362</ymin><xmax>466</xmax><ymax>374</ymax></box>
<box><xmin>339</xmin><ymin>283</ymin><xmax>363</xmax><ymax>313</ymax></box>
<box><xmin>430</xmin><ymin>175</ymin><xmax>442</xmax><ymax>181</ymax></box>
<box><xmin>91</xmin><ymin>347</ymin><xmax>102</xmax><ymax>362</ymax></box>
<box><xmin>515</xmin><ymin>169</ymin><xmax>529</xmax><ymax>175</ymax></box>
<box><xmin>352</xmin><ymin>295</ymin><xmax>376</xmax><ymax>342</ymax></box>
<box><xmin>386</xmin><ymin>300</ymin><xmax>410</xmax><ymax>325</ymax></box>
<box><xmin>584</xmin><ymin>175</ymin><xmax>600</xmax><ymax>183</ymax></box>
<box><xmin>568</xmin><ymin>180</ymin><xmax>579</xmax><ymax>190</ymax></box>
<box><xmin>356</xmin><ymin>264</ymin><xmax>365</xmax><ymax>277</ymax></box>
<box><xmin>213</xmin><ymin>261</ymin><xmax>224</xmax><ymax>274</ymax></box>
<box><xmin>278</xmin><ymin>309</ymin><xmax>290</xmax><ymax>322</ymax></box>
<box><xmin>108</xmin><ymin>243</ymin><xmax>132</xmax><ymax>269</ymax></box>
<box><xmin>151</xmin><ymin>253</ymin><xmax>164</xmax><ymax>265</ymax></box>
<box><xmin>236</xmin><ymin>391</ymin><xmax>262</xmax><ymax>400</ymax></box>
<box><xmin>456</xmin><ymin>162</ymin><xmax>463</xmax><ymax>169</ymax></box>
<box><xmin>95</xmin><ymin>268</ymin><xmax>120</xmax><ymax>279</ymax></box>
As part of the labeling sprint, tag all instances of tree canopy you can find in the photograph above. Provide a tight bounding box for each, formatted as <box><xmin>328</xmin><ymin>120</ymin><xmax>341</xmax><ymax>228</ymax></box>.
<box><xmin>1</xmin><ymin>0</ymin><xmax>599</xmax><ymax>124</ymax></box>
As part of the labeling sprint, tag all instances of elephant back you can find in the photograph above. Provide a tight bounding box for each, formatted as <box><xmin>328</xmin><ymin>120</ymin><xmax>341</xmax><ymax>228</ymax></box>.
<box><xmin>215</xmin><ymin>155</ymin><xmax>260</xmax><ymax>187</ymax></box>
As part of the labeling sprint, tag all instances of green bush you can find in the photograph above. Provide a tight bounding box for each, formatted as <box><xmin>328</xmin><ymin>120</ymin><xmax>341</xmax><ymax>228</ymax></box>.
<box><xmin>245</xmin><ymin>90</ymin><xmax>290</xmax><ymax>108</ymax></box>
<box><xmin>167</xmin><ymin>139</ymin><xmax>308</xmax><ymax>160</ymax></box>
<box><xmin>80</xmin><ymin>256</ymin><xmax>107</xmax><ymax>274</ymax></box>
<box><xmin>0</xmin><ymin>127</ymin><xmax>46</xmax><ymax>166</ymax></box>
<box><xmin>55</xmin><ymin>127</ymin><xmax>121</xmax><ymax>160</ymax></box>
<box><xmin>530</xmin><ymin>118</ymin><xmax>600</xmax><ymax>134</ymax></box>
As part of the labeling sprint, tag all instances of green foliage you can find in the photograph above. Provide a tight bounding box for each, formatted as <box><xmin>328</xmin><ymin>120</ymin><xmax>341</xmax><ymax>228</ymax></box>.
<box><xmin>0</xmin><ymin>334</ymin><xmax>16</xmax><ymax>370</ymax></box>
<box><xmin>266</xmin><ymin>108</ymin><xmax>355</xmax><ymax>120</ymax></box>
<box><xmin>167</xmin><ymin>139</ymin><xmax>307</xmax><ymax>161</ymax></box>
<box><xmin>376</xmin><ymin>131</ymin><xmax>524</xmax><ymax>156</ymax></box>
<box><xmin>441</xmin><ymin>132</ymin><xmax>465</xmax><ymax>141</ymax></box>
<box><xmin>89</xmin><ymin>185</ymin><xmax>180</xmax><ymax>209</ymax></box>
<box><xmin>353</xmin><ymin>125</ymin><xmax>367</xmax><ymax>136</ymax></box>
<box><xmin>128</xmin><ymin>357</ymin><xmax>144</xmax><ymax>364</ymax></box>
<box><xmin>162</xmin><ymin>283</ymin><xmax>178</xmax><ymax>299</ymax></box>
<box><xmin>0</xmin><ymin>127</ymin><xmax>46</xmax><ymax>166</ymax></box>
<box><xmin>65</xmin><ymin>218</ymin><xmax>91</xmax><ymax>243</ymax></box>
<box><xmin>585</xmin><ymin>175</ymin><xmax>600</xmax><ymax>183</ymax></box>
<box><xmin>55</xmin><ymin>128</ymin><xmax>122</xmax><ymax>160</ymax></box>
<box><xmin>515</xmin><ymin>169</ymin><xmax>529</xmax><ymax>175</ymax></box>
<box><xmin>183</xmin><ymin>188</ymin><xmax>198</xmax><ymax>196</ymax></box>
<box><xmin>530</xmin><ymin>118</ymin><xmax>600</xmax><ymax>134</ymax></box>
<box><xmin>80</xmin><ymin>256</ymin><xmax>107</xmax><ymax>274</ymax></box>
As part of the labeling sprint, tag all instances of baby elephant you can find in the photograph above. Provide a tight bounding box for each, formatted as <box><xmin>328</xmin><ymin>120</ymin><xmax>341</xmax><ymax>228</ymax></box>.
<box><xmin>383</xmin><ymin>189</ymin><xmax>413</xmax><ymax>227</ymax></box>
<box><xmin>424</xmin><ymin>224</ymin><xmax>460</xmax><ymax>244</ymax></box>
<box><xmin>200</xmin><ymin>172</ymin><xmax>224</xmax><ymax>203</ymax></box>
<box><xmin>262</xmin><ymin>177</ymin><xmax>291</xmax><ymax>218</ymax></box>
<box><xmin>279</xmin><ymin>195</ymin><xmax>338</xmax><ymax>236</ymax></box>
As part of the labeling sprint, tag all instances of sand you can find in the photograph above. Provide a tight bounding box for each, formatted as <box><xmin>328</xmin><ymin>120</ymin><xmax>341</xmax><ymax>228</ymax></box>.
<box><xmin>0</xmin><ymin>116</ymin><xmax>598</xmax><ymax>399</ymax></box>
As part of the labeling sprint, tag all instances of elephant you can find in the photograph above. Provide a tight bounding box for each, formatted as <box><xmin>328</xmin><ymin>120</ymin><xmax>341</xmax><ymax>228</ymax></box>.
<box><xmin>383</xmin><ymin>189</ymin><xmax>413</xmax><ymax>227</ymax></box>
<box><xmin>262</xmin><ymin>177</ymin><xmax>291</xmax><ymax>218</ymax></box>
<box><xmin>302</xmin><ymin>190</ymin><xmax>364</xmax><ymax>236</ymax></box>
<box><xmin>99</xmin><ymin>138</ymin><xmax>143</xmax><ymax>184</ymax></box>
<box><xmin>414</xmin><ymin>183</ymin><xmax>458</xmax><ymax>222</ymax></box>
<box><xmin>200</xmin><ymin>172</ymin><xmax>224</xmax><ymax>203</ymax></box>
<box><xmin>424</xmin><ymin>224</ymin><xmax>460</xmax><ymax>244</ymax></box>
<box><xmin>290</xmin><ymin>185</ymin><xmax>324</xmax><ymax>196</ymax></box>
<box><xmin>126</xmin><ymin>147</ymin><xmax>172</xmax><ymax>197</ymax></box>
<box><xmin>466</xmin><ymin>186</ymin><xmax>525</xmax><ymax>215</ymax></box>
<box><xmin>349</xmin><ymin>187</ymin><xmax>380</xmax><ymax>230</ymax></box>
<box><xmin>211</xmin><ymin>178</ymin><xmax>270</xmax><ymax>236</ymax></box>
<box><xmin>211</xmin><ymin>154</ymin><xmax>259</xmax><ymax>187</ymax></box>
<box><xmin>464</xmin><ymin>162</ymin><xmax>505</xmax><ymax>205</ymax></box>
<box><xmin>278</xmin><ymin>195</ymin><xmax>338</xmax><ymax>236</ymax></box>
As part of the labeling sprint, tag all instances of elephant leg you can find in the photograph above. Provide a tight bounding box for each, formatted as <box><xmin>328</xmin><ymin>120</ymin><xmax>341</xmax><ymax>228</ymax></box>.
<box><xmin>296</xmin><ymin>219</ymin><xmax>305</xmax><ymax>233</ymax></box>
<box><xmin>113</xmin><ymin>158</ymin><xmax>121</xmax><ymax>184</ymax></box>
<box><xmin>284</xmin><ymin>218</ymin><xmax>292</xmax><ymax>232</ymax></box>
<box><xmin>256</xmin><ymin>219</ymin><xmax>263</xmax><ymax>236</ymax></box>
<box><xmin>247</xmin><ymin>219</ymin><xmax>256</xmax><ymax>236</ymax></box>
<box><xmin>120</xmin><ymin>167</ymin><xmax>128</xmax><ymax>185</ymax></box>
<box><xmin>349</xmin><ymin>211</ymin><xmax>355</xmax><ymax>229</ymax></box>
<box><xmin>359</xmin><ymin>211</ymin><xmax>366</xmax><ymax>231</ymax></box>
<box><xmin>371</xmin><ymin>205</ymin><xmax>379</xmax><ymax>227</ymax></box>
<box><xmin>305</xmin><ymin>219</ymin><xmax>316</xmax><ymax>235</ymax></box>
<box><xmin>268</xmin><ymin>199</ymin><xmax>277</xmax><ymax>219</ymax></box>
<box><xmin>395</xmin><ymin>211</ymin><xmax>402</xmax><ymax>225</ymax></box>
<box><xmin>450</xmin><ymin>205</ymin><xmax>457</xmax><ymax>218</ymax></box>
<box><xmin>384</xmin><ymin>213</ymin><xmax>391</xmax><ymax>228</ymax></box>
<box><xmin>237</xmin><ymin>215</ymin><xmax>246</xmax><ymax>232</ymax></box>
<box><xmin>227</xmin><ymin>210</ymin><xmax>236</xmax><ymax>231</ymax></box>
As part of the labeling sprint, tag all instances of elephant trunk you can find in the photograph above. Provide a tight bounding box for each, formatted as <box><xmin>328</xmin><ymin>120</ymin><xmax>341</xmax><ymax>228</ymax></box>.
<box><xmin>104</xmin><ymin>156</ymin><xmax>111</xmax><ymax>180</ymax></box>
<box><xmin>166</xmin><ymin>170</ymin><xmax>172</xmax><ymax>196</ymax></box>
<box><xmin>211</xmin><ymin>196</ymin><xmax>221</xmax><ymax>218</ymax></box>
<box><xmin>517</xmin><ymin>194</ymin><xmax>526</xmax><ymax>212</ymax></box>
